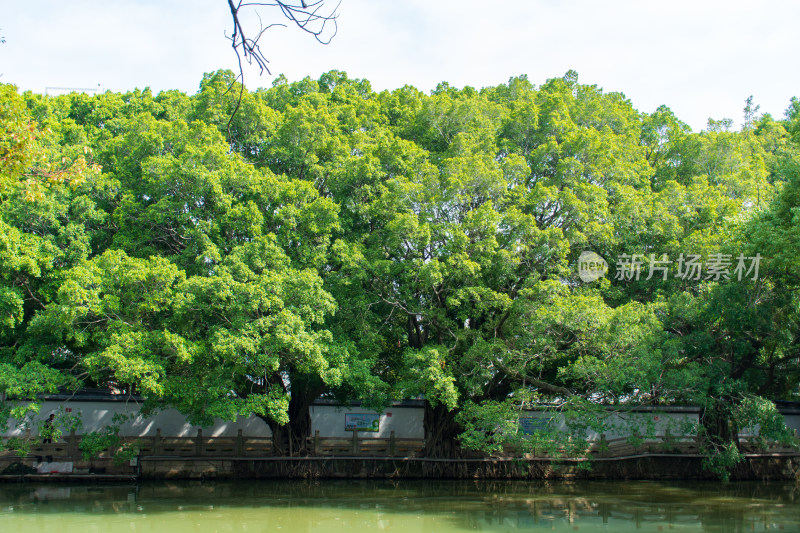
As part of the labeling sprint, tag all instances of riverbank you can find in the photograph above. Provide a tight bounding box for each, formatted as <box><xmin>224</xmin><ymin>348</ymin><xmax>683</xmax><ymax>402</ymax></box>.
<box><xmin>140</xmin><ymin>454</ymin><xmax>800</xmax><ymax>481</ymax></box>
<box><xmin>3</xmin><ymin>431</ymin><xmax>798</xmax><ymax>481</ymax></box>
<box><xmin>2</xmin><ymin>453</ymin><xmax>799</xmax><ymax>482</ymax></box>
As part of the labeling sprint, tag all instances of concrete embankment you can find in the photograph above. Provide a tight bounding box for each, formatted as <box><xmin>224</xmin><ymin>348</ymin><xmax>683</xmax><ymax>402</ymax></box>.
<box><xmin>2</xmin><ymin>453</ymin><xmax>799</xmax><ymax>482</ymax></box>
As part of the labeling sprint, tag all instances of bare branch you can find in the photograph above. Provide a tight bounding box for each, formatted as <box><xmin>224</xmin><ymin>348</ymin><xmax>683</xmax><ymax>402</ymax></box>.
<box><xmin>226</xmin><ymin>0</ymin><xmax>339</xmax><ymax>73</ymax></box>
<box><xmin>224</xmin><ymin>0</ymin><xmax>340</xmax><ymax>136</ymax></box>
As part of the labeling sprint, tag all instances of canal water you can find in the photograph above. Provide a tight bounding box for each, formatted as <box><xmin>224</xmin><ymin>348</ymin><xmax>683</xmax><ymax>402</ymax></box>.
<box><xmin>0</xmin><ymin>480</ymin><xmax>798</xmax><ymax>532</ymax></box>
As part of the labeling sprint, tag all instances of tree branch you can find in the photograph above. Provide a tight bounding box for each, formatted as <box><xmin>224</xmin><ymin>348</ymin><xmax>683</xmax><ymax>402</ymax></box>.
<box><xmin>224</xmin><ymin>0</ymin><xmax>339</xmax><ymax>136</ymax></box>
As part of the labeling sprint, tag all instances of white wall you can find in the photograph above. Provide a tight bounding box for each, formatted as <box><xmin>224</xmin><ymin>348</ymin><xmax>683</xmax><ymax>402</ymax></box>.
<box><xmin>309</xmin><ymin>404</ymin><xmax>424</xmax><ymax>439</ymax></box>
<box><xmin>520</xmin><ymin>410</ymin><xmax>700</xmax><ymax>441</ymax></box>
<box><xmin>779</xmin><ymin>414</ymin><xmax>800</xmax><ymax>436</ymax></box>
<box><xmin>3</xmin><ymin>401</ymin><xmax>271</xmax><ymax>438</ymax></box>
<box><xmin>4</xmin><ymin>401</ymin><xmax>798</xmax><ymax>441</ymax></box>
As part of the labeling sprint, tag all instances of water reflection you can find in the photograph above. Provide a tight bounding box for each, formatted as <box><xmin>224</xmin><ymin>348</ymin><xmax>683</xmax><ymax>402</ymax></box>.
<box><xmin>0</xmin><ymin>480</ymin><xmax>798</xmax><ymax>532</ymax></box>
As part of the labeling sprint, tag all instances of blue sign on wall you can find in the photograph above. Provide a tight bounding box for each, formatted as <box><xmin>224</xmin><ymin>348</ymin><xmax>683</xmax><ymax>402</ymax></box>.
<box><xmin>345</xmin><ymin>413</ymin><xmax>380</xmax><ymax>432</ymax></box>
<box><xmin>519</xmin><ymin>417</ymin><xmax>548</xmax><ymax>435</ymax></box>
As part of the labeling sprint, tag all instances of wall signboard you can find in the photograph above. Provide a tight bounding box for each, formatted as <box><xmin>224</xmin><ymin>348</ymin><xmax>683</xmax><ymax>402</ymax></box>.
<box><xmin>519</xmin><ymin>417</ymin><xmax>548</xmax><ymax>435</ymax></box>
<box><xmin>345</xmin><ymin>413</ymin><xmax>380</xmax><ymax>432</ymax></box>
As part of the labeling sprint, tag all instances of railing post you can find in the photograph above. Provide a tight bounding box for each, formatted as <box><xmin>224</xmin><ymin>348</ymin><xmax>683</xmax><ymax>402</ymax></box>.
<box><xmin>389</xmin><ymin>431</ymin><xmax>396</xmax><ymax>456</ymax></box>
<box><xmin>352</xmin><ymin>429</ymin><xmax>359</xmax><ymax>455</ymax></box>
<box><xmin>314</xmin><ymin>430</ymin><xmax>320</xmax><ymax>455</ymax></box>
<box><xmin>195</xmin><ymin>429</ymin><xmax>203</xmax><ymax>456</ymax></box>
<box><xmin>236</xmin><ymin>429</ymin><xmax>244</xmax><ymax>456</ymax></box>
<box><xmin>68</xmin><ymin>429</ymin><xmax>78</xmax><ymax>458</ymax></box>
<box><xmin>599</xmin><ymin>433</ymin><xmax>608</xmax><ymax>457</ymax></box>
<box><xmin>154</xmin><ymin>429</ymin><xmax>162</xmax><ymax>455</ymax></box>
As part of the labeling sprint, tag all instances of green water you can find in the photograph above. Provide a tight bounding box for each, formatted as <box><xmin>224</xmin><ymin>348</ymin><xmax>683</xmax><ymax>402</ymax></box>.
<box><xmin>0</xmin><ymin>480</ymin><xmax>798</xmax><ymax>532</ymax></box>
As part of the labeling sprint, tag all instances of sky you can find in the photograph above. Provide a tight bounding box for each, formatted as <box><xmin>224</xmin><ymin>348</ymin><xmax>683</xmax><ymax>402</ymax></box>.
<box><xmin>1</xmin><ymin>0</ymin><xmax>799</xmax><ymax>132</ymax></box>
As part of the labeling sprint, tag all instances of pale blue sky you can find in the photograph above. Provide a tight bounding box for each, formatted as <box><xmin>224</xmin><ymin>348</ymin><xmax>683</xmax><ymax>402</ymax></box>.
<box><xmin>2</xmin><ymin>0</ymin><xmax>799</xmax><ymax>131</ymax></box>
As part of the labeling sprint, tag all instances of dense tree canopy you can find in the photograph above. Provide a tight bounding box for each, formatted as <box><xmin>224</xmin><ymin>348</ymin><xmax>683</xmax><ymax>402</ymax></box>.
<box><xmin>1</xmin><ymin>70</ymin><xmax>798</xmax><ymax>473</ymax></box>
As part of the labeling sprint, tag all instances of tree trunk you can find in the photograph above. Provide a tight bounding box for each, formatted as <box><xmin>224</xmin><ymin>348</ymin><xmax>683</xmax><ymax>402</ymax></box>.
<box><xmin>700</xmin><ymin>401</ymin><xmax>739</xmax><ymax>449</ymax></box>
<box><xmin>264</xmin><ymin>389</ymin><xmax>315</xmax><ymax>456</ymax></box>
<box><xmin>423</xmin><ymin>401</ymin><xmax>462</xmax><ymax>458</ymax></box>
